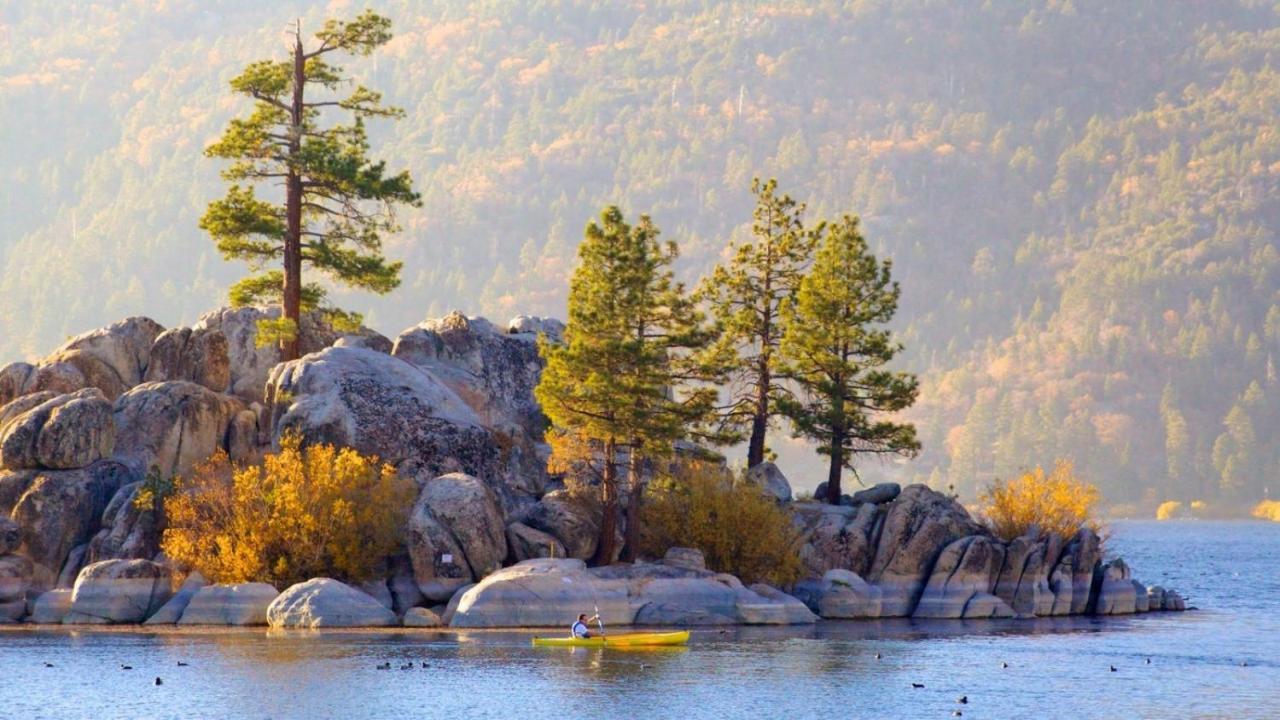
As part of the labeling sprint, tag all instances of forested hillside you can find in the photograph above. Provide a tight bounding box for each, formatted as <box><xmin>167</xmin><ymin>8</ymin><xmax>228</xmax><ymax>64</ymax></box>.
<box><xmin>2</xmin><ymin>1</ymin><xmax>1277</xmax><ymax>507</ymax></box>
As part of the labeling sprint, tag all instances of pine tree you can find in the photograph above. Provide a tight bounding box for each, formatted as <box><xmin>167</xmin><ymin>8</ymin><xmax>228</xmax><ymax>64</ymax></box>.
<box><xmin>535</xmin><ymin>207</ymin><xmax>716</xmax><ymax>563</ymax></box>
<box><xmin>200</xmin><ymin>11</ymin><xmax>419</xmax><ymax>360</ymax></box>
<box><xmin>696</xmin><ymin>178</ymin><xmax>816</xmax><ymax>468</ymax></box>
<box><xmin>778</xmin><ymin>215</ymin><xmax>920</xmax><ymax>504</ymax></box>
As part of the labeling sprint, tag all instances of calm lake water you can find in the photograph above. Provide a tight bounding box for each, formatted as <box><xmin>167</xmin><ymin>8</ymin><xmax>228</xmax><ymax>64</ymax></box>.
<box><xmin>1</xmin><ymin>521</ymin><xmax>1276</xmax><ymax>719</ymax></box>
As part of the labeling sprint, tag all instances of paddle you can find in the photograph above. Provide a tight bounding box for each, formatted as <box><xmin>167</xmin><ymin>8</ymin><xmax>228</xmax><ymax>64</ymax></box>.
<box><xmin>594</xmin><ymin>603</ymin><xmax>606</xmax><ymax>641</ymax></box>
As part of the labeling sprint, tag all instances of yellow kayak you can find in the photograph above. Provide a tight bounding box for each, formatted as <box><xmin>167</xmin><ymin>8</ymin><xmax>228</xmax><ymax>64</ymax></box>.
<box><xmin>531</xmin><ymin>630</ymin><xmax>691</xmax><ymax>648</ymax></box>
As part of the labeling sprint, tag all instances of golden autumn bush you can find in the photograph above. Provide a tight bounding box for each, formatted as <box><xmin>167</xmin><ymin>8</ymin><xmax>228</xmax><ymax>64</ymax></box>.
<box><xmin>1155</xmin><ymin>500</ymin><xmax>1184</xmax><ymax>521</ymax></box>
<box><xmin>1252</xmin><ymin>499</ymin><xmax>1280</xmax><ymax>522</ymax></box>
<box><xmin>641</xmin><ymin>462</ymin><xmax>804</xmax><ymax>587</ymax></box>
<box><xmin>161</xmin><ymin>435</ymin><xmax>415</xmax><ymax>588</ymax></box>
<box><xmin>978</xmin><ymin>460</ymin><xmax>1104</xmax><ymax>542</ymax></box>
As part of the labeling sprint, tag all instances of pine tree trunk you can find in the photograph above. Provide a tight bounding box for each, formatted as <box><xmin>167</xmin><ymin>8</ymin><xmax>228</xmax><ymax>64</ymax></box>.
<box><xmin>747</xmin><ymin>368</ymin><xmax>768</xmax><ymax>468</ymax></box>
<box><xmin>281</xmin><ymin>31</ymin><xmax>305</xmax><ymax>362</ymax></box>
<box><xmin>621</xmin><ymin>441</ymin><xmax>643</xmax><ymax>562</ymax></box>
<box><xmin>593</xmin><ymin>436</ymin><xmax>619</xmax><ymax>566</ymax></box>
<box><xmin>826</xmin><ymin>432</ymin><xmax>844</xmax><ymax>504</ymax></box>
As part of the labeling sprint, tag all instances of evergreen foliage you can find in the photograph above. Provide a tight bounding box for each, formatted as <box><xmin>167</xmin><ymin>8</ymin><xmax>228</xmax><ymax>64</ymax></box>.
<box><xmin>200</xmin><ymin>11</ymin><xmax>419</xmax><ymax>357</ymax></box>
<box><xmin>778</xmin><ymin>216</ymin><xmax>919</xmax><ymax>503</ymax></box>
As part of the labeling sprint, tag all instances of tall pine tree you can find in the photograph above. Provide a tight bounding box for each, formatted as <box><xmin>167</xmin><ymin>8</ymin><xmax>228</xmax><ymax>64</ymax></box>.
<box><xmin>535</xmin><ymin>207</ymin><xmax>716</xmax><ymax>563</ymax></box>
<box><xmin>778</xmin><ymin>215</ymin><xmax>920</xmax><ymax>504</ymax></box>
<box><xmin>697</xmin><ymin>179</ymin><xmax>816</xmax><ymax>467</ymax></box>
<box><xmin>200</xmin><ymin>11</ymin><xmax>419</xmax><ymax>360</ymax></box>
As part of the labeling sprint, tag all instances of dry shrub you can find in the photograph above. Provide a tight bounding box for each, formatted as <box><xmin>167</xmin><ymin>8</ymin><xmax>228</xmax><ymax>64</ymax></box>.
<box><xmin>641</xmin><ymin>461</ymin><xmax>804</xmax><ymax>587</ymax></box>
<box><xmin>978</xmin><ymin>459</ymin><xmax>1104</xmax><ymax>542</ymax></box>
<box><xmin>161</xmin><ymin>435</ymin><xmax>415</xmax><ymax>588</ymax></box>
<box><xmin>1252</xmin><ymin>499</ymin><xmax>1280</xmax><ymax>522</ymax></box>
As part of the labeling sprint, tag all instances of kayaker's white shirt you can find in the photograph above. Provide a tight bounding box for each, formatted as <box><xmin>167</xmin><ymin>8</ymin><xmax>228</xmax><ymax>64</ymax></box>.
<box><xmin>571</xmin><ymin>621</ymin><xmax>589</xmax><ymax>638</ymax></box>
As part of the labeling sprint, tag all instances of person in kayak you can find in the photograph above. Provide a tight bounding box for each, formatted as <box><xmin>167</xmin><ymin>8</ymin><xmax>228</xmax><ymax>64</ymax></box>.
<box><xmin>572</xmin><ymin>613</ymin><xmax>600</xmax><ymax>638</ymax></box>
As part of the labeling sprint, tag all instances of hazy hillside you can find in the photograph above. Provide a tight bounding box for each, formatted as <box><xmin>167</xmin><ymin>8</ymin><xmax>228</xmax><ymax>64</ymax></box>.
<box><xmin>2</xmin><ymin>0</ymin><xmax>1278</xmax><ymax>506</ymax></box>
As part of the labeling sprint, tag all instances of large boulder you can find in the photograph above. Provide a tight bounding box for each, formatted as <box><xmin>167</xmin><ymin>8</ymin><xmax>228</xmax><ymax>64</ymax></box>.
<box><xmin>794</xmin><ymin>501</ymin><xmax>881</xmax><ymax>578</ymax></box>
<box><xmin>1052</xmin><ymin>528</ymin><xmax>1102</xmax><ymax>615</ymax></box>
<box><xmin>26</xmin><ymin>317</ymin><xmax>165</xmax><ymax>401</ymax></box>
<box><xmin>85</xmin><ymin>482</ymin><xmax>161</xmax><ymax>564</ymax></box>
<box><xmin>0</xmin><ymin>461</ymin><xmax>134</xmax><ymax>588</ymax></box>
<box><xmin>417</xmin><ymin>473</ymin><xmax>508</xmax><ymax>580</ymax></box>
<box><xmin>743</xmin><ymin>462</ymin><xmax>792</xmax><ymax>503</ymax></box>
<box><xmin>994</xmin><ymin>533</ymin><xmax>1059</xmax><ymax>617</ymax></box>
<box><xmin>62</xmin><ymin>559</ymin><xmax>172</xmax><ymax>624</ymax></box>
<box><xmin>506</xmin><ymin>315</ymin><xmax>565</xmax><ymax>342</ymax></box>
<box><xmin>29</xmin><ymin>588</ymin><xmax>73</xmax><ymax>624</ymax></box>
<box><xmin>450</xmin><ymin>559</ymin><xmax>631</xmax><ymax>628</ymax></box>
<box><xmin>506</xmin><ymin>522</ymin><xmax>566</xmax><ymax>562</ymax></box>
<box><xmin>144</xmin><ymin>572</ymin><xmax>208</xmax><ymax>625</ymax></box>
<box><xmin>112</xmin><ymin>381</ymin><xmax>243</xmax><ymax>478</ymax></box>
<box><xmin>739</xmin><ymin>583</ymin><xmax>819</xmax><ymax>625</ymax></box>
<box><xmin>630</xmin><ymin>577</ymin><xmax>744</xmax><ymax>625</ymax></box>
<box><xmin>0</xmin><ymin>391</ymin><xmax>57</xmax><ymax>431</ymax></box>
<box><xmin>392</xmin><ymin>312</ymin><xmax>546</xmax><ymax>438</ymax></box>
<box><xmin>144</xmin><ymin>327</ymin><xmax>231</xmax><ymax>393</ymax></box>
<box><xmin>407</xmin><ymin>504</ymin><xmax>471</xmax><ymax>603</ymax></box>
<box><xmin>521</xmin><ymin>491</ymin><xmax>606</xmax><ymax>562</ymax></box>
<box><xmin>266</xmin><ymin>578</ymin><xmax>398</xmax><ymax>628</ymax></box>
<box><xmin>852</xmin><ymin>482</ymin><xmax>901</xmax><ymax>505</ymax></box>
<box><xmin>0</xmin><ymin>554</ymin><xmax>33</xmax><ymax>607</ymax></box>
<box><xmin>0</xmin><ymin>389</ymin><xmax>115</xmax><ymax>470</ymax></box>
<box><xmin>195</xmin><ymin>307</ymin><xmax>386</xmax><ymax>404</ymax></box>
<box><xmin>913</xmin><ymin>535</ymin><xmax>1010</xmax><ymax>619</ymax></box>
<box><xmin>178</xmin><ymin>582</ymin><xmax>279</xmax><ymax>626</ymax></box>
<box><xmin>811</xmin><ymin>569</ymin><xmax>884</xmax><ymax>619</ymax></box>
<box><xmin>266</xmin><ymin>347</ymin><xmax>529</xmax><ymax>507</ymax></box>
<box><xmin>402</xmin><ymin>606</ymin><xmax>443</xmax><ymax>627</ymax></box>
<box><xmin>0</xmin><ymin>363</ymin><xmax>34</xmax><ymax>408</ymax></box>
<box><xmin>1091</xmin><ymin>559</ymin><xmax>1137</xmax><ymax>615</ymax></box>
<box><xmin>864</xmin><ymin>485</ymin><xmax>985</xmax><ymax>616</ymax></box>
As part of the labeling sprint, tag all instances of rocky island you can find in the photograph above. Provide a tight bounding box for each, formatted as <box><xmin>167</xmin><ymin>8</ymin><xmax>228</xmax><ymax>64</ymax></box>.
<box><xmin>0</xmin><ymin>308</ymin><xmax>1187</xmax><ymax>629</ymax></box>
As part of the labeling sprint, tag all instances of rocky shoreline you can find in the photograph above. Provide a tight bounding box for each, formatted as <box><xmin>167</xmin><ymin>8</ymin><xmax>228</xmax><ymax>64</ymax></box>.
<box><xmin>0</xmin><ymin>307</ymin><xmax>1188</xmax><ymax>629</ymax></box>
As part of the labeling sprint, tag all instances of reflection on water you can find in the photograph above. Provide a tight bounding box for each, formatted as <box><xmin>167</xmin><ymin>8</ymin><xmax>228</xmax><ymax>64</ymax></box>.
<box><xmin>0</xmin><ymin>521</ymin><xmax>1276</xmax><ymax>719</ymax></box>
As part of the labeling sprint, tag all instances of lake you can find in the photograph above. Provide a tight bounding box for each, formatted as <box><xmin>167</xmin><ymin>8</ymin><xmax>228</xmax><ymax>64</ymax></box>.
<box><xmin>1</xmin><ymin>521</ymin><xmax>1276</xmax><ymax>719</ymax></box>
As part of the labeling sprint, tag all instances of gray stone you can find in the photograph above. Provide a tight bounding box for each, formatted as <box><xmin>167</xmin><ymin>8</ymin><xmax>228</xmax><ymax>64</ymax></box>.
<box><xmin>41</xmin><ymin>317</ymin><xmax>164</xmax><ymax>397</ymax></box>
<box><xmin>815</xmin><ymin>569</ymin><xmax>883</xmax><ymax>619</ymax></box>
<box><xmin>407</xmin><ymin>503</ymin><xmax>470</xmax><ymax>602</ymax></box>
<box><xmin>522</xmin><ymin>491</ymin><xmax>603</xmax><ymax>562</ymax></box>
<box><xmin>913</xmin><ymin>535</ymin><xmax>1006</xmax><ymax>619</ymax></box>
<box><xmin>418</xmin><ymin>473</ymin><xmax>508</xmax><ymax>580</ymax></box>
<box><xmin>1054</xmin><ymin>528</ymin><xmax>1102</xmax><ymax>615</ymax></box>
<box><xmin>865</xmin><ymin>485</ymin><xmax>985</xmax><ymax>616</ymax></box>
<box><xmin>632</xmin><ymin>577</ymin><xmax>740</xmax><ymax>625</ymax></box>
<box><xmin>440</xmin><ymin>583</ymin><xmax>475</xmax><ymax>627</ymax></box>
<box><xmin>0</xmin><ymin>554</ymin><xmax>33</xmax><ymax>603</ymax></box>
<box><xmin>662</xmin><ymin>547</ymin><xmax>706</xmax><ymax>572</ymax></box>
<box><xmin>0</xmin><ymin>598</ymin><xmax>24</xmax><ymax>623</ymax></box>
<box><xmin>851</xmin><ymin>482</ymin><xmax>901</xmax><ymax>505</ymax></box>
<box><xmin>0</xmin><ymin>391</ymin><xmax>56</xmax><ymax>432</ymax></box>
<box><xmin>86</xmin><ymin>482</ymin><xmax>161</xmax><ymax>564</ymax></box>
<box><xmin>266</xmin><ymin>578</ymin><xmax>398</xmax><ymax>628</ymax></box>
<box><xmin>29</xmin><ymin>589</ymin><xmax>73</xmax><ymax>624</ymax></box>
<box><xmin>1132</xmin><ymin>580</ymin><xmax>1150</xmax><ymax>613</ymax></box>
<box><xmin>144</xmin><ymin>327</ymin><xmax>231</xmax><ymax>393</ymax></box>
<box><xmin>449</xmin><ymin>559</ymin><xmax>630</xmax><ymax>628</ymax></box>
<box><xmin>178</xmin><ymin>583</ymin><xmax>279</xmax><ymax>626</ymax></box>
<box><xmin>402</xmin><ymin>606</ymin><xmax>443</xmax><ymax>627</ymax></box>
<box><xmin>0</xmin><ymin>389</ymin><xmax>114</xmax><ymax>470</ymax></box>
<box><xmin>960</xmin><ymin>592</ymin><xmax>1016</xmax><ymax>618</ymax></box>
<box><xmin>739</xmin><ymin>584</ymin><xmax>818</xmax><ymax>625</ymax></box>
<box><xmin>358</xmin><ymin>579</ymin><xmax>394</xmax><ymax>611</ymax></box>
<box><xmin>0</xmin><ymin>363</ymin><xmax>34</xmax><ymax>408</ymax></box>
<box><xmin>506</xmin><ymin>316</ymin><xmax>565</xmax><ymax>342</ymax></box>
<box><xmin>143</xmin><ymin>572</ymin><xmax>208</xmax><ymax>625</ymax></box>
<box><xmin>506</xmin><ymin>522</ymin><xmax>566</xmax><ymax>562</ymax></box>
<box><xmin>62</xmin><ymin>559</ymin><xmax>172</xmax><ymax>624</ymax></box>
<box><xmin>1</xmin><ymin>461</ymin><xmax>134</xmax><ymax>589</ymax></box>
<box><xmin>743</xmin><ymin>462</ymin><xmax>792</xmax><ymax>503</ymax></box>
<box><xmin>387</xmin><ymin>556</ymin><xmax>425</xmax><ymax>615</ymax></box>
<box><xmin>994</xmin><ymin>533</ymin><xmax>1057</xmax><ymax>617</ymax></box>
<box><xmin>112</xmin><ymin>381</ymin><xmax>243</xmax><ymax>479</ymax></box>
<box><xmin>794</xmin><ymin>502</ymin><xmax>879</xmax><ymax>579</ymax></box>
<box><xmin>1091</xmin><ymin>559</ymin><xmax>1137</xmax><ymax>615</ymax></box>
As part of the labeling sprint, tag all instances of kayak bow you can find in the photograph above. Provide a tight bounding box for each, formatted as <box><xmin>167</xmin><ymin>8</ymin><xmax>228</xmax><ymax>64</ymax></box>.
<box><xmin>531</xmin><ymin>630</ymin><xmax>690</xmax><ymax>648</ymax></box>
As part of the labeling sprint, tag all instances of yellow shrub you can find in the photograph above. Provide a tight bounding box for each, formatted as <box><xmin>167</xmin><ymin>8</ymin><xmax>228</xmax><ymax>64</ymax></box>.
<box><xmin>1189</xmin><ymin>500</ymin><xmax>1207</xmax><ymax>512</ymax></box>
<box><xmin>978</xmin><ymin>460</ymin><xmax>1104</xmax><ymax>542</ymax></box>
<box><xmin>641</xmin><ymin>462</ymin><xmax>804</xmax><ymax>587</ymax></box>
<box><xmin>1252</xmin><ymin>499</ymin><xmax>1280</xmax><ymax>522</ymax></box>
<box><xmin>1155</xmin><ymin>500</ymin><xmax>1183</xmax><ymax>521</ymax></box>
<box><xmin>161</xmin><ymin>435</ymin><xmax>416</xmax><ymax>588</ymax></box>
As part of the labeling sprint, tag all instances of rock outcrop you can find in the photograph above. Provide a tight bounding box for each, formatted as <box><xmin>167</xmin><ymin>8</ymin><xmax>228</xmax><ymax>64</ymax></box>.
<box><xmin>1091</xmin><ymin>559</ymin><xmax>1139</xmax><ymax>615</ymax></box>
<box><xmin>266</xmin><ymin>578</ymin><xmax>398</xmax><ymax>628</ymax></box>
<box><xmin>913</xmin><ymin>535</ymin><xmax>1012</xmax><ymax>619</ymax></box>
<box><xmin>29</xmin><ymin>588</ymin><xmax>72</xmax><ymax>624</ymax></box>
<box><xmin>0</xmin><ymin>389</ymin><xmax>115</xmax><ymax>470</ymax></box>
<box><xmin>144</xmin><ymin>572</ymin><xmax>208</xmax><ymax>625</ymax></box>
<box><xmin>415</xmin><ymin>473</ymin><xmax>508</xmax><ymax>581</ymax></box>
<box><xmin>144</xmin><ymin>327</ymin><xmax>231</xmax><ymax>393</ymax></box>
<box><xmin>506</xmin><ymin>522</ymin><xmax>565</xmax><ymax>562</ymax></box>
<box><xmin>0</xmin><ymin>554</ymin><xmax>33</xmax><ymax>622</ymax></box>
<box><xmin>62</xmin><ymin>559</ymin><xmax>172</xmax><ymax>624</ymax></box>
<box><xmin>112</xmin><ymin>381</ymin><xmax>244</xmax><ymax>477</ymax></box>
<box><xmin>743</xmin><ymin>462</ymin><xmax>792</xmax><ymax>503</ymax></box>
<box><xmin>402</xmin><ymin>606</ymin><xmax>443</xmax><ymax>627</ymax></box>
<box><xmin>0</xmin><ymin>460</ymin><xmax>134</xmax><ymax>588</ymax></box>
<box><xmin>178</xmin><ymin>583</ymin><xmax>279</xmax><ymax>626</ymax></box>
<box><xmin>85</xmin><ymin>482</ymin><xmax>161</xmax><ymax>564</ymax></box>
<box><xmin>520</xmin><ymin>490</ymin><xmax>608</xmax><ymax>562</ymax></box>
<box><xmin>864</xmin><ymin>485</ymin><xmax>985</xmax><ymax>616</ymax></box>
